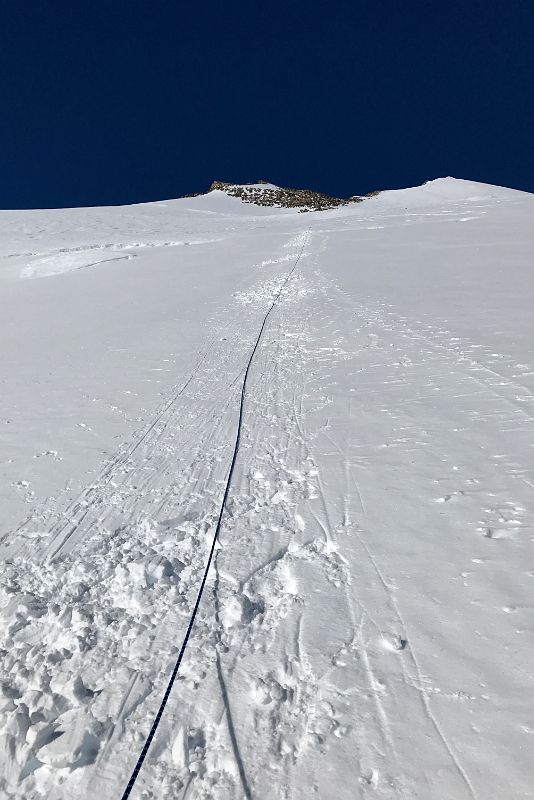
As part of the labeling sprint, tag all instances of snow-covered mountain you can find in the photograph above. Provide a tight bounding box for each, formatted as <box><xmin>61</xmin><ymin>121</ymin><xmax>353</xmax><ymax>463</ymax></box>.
<box><xmin>1</xmin><ymin>177</ymin><xmax>533</xmax><ymax>800</ymax></box>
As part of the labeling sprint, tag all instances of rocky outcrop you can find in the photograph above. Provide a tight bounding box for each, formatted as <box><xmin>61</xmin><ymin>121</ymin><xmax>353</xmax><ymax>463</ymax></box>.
<box><xmin>208</xmin><ymin>181</ymin><xmax>363</xmax><ymax>212</ymax></box>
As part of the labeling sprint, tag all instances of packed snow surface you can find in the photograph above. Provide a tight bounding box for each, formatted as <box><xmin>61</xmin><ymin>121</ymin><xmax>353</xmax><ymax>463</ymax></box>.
<box><xmin>0</xmin><ymin>177</ymin><xmax>533</xmax><ymax>799</ymax></box>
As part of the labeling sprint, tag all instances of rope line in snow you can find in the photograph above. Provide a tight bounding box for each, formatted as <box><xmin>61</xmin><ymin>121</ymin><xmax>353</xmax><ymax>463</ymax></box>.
<box><xmin>120</xmin><ymin>235</ymin><xmax>308</xmax><ymax>799</ymax></box>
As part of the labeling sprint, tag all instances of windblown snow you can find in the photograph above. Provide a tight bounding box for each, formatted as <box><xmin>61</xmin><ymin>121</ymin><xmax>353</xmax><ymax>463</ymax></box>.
<box><xmin>0</xmin><ymin>178</ymin><xmax>533</xmax><ymax>800</ymax></box>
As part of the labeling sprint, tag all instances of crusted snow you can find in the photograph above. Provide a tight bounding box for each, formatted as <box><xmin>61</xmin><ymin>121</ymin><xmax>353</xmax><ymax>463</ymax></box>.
<box><xmin>0</xmin><ymin>178</ymin><xmax>533</xmax><ymax>799</ymax></box>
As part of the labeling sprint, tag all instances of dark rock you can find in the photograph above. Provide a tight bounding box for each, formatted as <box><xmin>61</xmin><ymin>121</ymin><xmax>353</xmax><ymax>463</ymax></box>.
<box><xmin>206</xmin><ymin>180</ymin><xmax>363</xmax><ymax>212</ymax></box>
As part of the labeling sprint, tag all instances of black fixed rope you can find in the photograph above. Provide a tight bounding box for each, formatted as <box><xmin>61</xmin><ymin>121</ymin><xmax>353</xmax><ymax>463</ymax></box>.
<box><xmin>120</xmin><ymin>236</ymin><xmax>308</xmax><ymax>799</ymax></box>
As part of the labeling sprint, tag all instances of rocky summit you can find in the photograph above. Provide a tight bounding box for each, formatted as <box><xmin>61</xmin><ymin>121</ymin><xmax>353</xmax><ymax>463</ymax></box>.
<box><xmin>208</xmin><ymin>180</ymin><xmax>363</xmax><ymax>211</ymax></box>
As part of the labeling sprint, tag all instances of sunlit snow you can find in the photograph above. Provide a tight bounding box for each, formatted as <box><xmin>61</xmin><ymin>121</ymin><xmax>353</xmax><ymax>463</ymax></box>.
<box><xmin>0</xmin><ymin>177</ymin><xmax>533</xmax><ymax>799</ymax></box>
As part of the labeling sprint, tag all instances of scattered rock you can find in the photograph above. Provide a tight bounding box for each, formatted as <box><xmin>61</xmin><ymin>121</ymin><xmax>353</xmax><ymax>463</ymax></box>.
<box><xmin>208</xmin><ymin>180</ymin><xmax>363</xmax><ymax>212</ymax></box>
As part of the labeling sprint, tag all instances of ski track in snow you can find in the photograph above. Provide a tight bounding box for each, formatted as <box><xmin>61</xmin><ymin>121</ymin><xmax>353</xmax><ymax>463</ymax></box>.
<box><xmin>0</xmin><ymin>181</ymin><xmax>534</xmax><ymax>799</ymax></box>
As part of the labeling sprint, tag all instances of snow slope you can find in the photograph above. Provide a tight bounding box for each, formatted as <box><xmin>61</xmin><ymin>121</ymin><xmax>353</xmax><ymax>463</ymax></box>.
<box><xmin>0</xmin><ymin>177</ymin><xmax>533</xmax><ymax>799</ymax></box>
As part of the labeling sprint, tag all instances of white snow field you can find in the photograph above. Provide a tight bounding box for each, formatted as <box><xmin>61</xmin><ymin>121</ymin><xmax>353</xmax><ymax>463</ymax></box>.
<box><xmin>0</xmin><ymin>178</ymin><xmax>533</xmax><ymax>800</ymax></box>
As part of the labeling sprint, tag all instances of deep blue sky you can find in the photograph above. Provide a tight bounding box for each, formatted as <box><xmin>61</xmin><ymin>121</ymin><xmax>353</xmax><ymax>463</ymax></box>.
<box><xmin>1</xmin><ymin>1</ymin><xmax>532</xmax><ymax>208</ymax></box>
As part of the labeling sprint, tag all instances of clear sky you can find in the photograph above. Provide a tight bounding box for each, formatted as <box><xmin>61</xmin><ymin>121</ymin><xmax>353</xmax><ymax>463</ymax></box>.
<box><xmin>1</xmin><ymin>0</ymin><xmax>532</xmax><ymax>208</ymax></box>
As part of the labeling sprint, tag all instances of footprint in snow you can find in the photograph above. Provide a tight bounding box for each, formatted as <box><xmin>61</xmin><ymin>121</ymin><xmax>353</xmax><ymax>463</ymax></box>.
<box><xmin>33</xmin><ymin>449</ymin><xmax>62</xmax><ymax>460</ymax></box>
<box><xmin>435</xmin><ymin>490</ymin><xmax>466</xmax><ymax>503</ymax></box>
<box><xmin>480</xmin><ymin>527</ymin><xmax>516</xmax><ymax>540</ymax></box>
<box><xmin>359</xmin><ymin>767</ymin><xmax>379</xmax><ymax>788</ymax></box>
<box><xmin>478</xmin><ymin>503</ymin><xmax>525</xmax><ymax>539</ymax></box>
<box><xmin>381</xmin><ymin>634</ymin><xmax>407</xmax><ymax>652</ymax></box>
